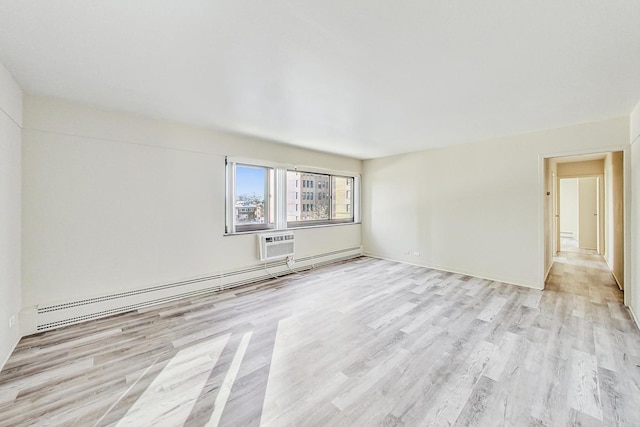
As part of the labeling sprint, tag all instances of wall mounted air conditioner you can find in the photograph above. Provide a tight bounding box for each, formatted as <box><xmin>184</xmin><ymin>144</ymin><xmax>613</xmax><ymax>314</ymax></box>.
<box><xmin>258</xmin><ymin>232</ymin><xmax>295</xmax><ymax>261</ymax></box>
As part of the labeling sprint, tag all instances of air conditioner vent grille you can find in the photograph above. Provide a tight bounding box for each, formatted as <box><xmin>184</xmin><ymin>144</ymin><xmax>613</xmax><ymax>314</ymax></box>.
<box><xmin>258</xmin><ymin>232</ymin><xmax>295</xmax><ymax>261</ymax></box>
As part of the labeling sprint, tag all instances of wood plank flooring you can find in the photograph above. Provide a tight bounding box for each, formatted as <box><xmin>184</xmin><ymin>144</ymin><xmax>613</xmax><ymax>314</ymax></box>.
<box><xmin>1</xmin><ymin>253</ymin><xmax>639</xmax><ymax>426</ymax></box>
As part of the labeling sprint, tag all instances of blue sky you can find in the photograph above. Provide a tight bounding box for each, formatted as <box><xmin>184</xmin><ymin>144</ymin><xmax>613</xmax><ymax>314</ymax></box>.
<box><xmin>236</xmin><ymin>165</ymin><xmax>265</xmax><ymax>198</ymax></box>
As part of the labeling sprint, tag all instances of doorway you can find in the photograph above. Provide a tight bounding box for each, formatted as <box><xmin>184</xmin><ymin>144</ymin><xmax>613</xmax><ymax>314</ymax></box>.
<box><xmin>558</xmin><ymin>177</ymin><xmax>599</xmax><ymax>253</ymax></box>
<box><xmin>544</xmin><ymin>151</ymin><xmax>625</xmax><ymax>291</ymax></box>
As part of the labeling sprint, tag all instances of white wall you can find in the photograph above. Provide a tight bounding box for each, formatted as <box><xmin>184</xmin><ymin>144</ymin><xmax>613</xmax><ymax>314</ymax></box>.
<box><xmin>630</xmin><ymin>101</ymin><xmax>640</xmax><ymax>323</ymax></box>
<box><xmin>362</xmin><ymin>117</ymin><xmax>628</xmax><ymax>289</ymax></box>
<box><xmin>22</xmin><ymin>96</ymin><xmax>361</xmax><ymax>326</ymax></box>
<box><xmin>559</xmin><ymin>179</ymin><xmax>578</xmax><ymax>238</ymax></box>
<box><xmin>0</xmin><ymin>62</ymin><xmax>22</xmax><ymax>369</ymax></box>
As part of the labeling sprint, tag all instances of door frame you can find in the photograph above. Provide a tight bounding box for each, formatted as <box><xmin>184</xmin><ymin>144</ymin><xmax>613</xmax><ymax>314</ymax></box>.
<box><xmin>538</xmin><ymin>145</ymin><xmax>631</xmax><ymax>307</ymax></box>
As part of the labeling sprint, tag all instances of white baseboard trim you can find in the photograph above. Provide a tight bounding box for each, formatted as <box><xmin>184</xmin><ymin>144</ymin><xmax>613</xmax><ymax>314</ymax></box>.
<box><xmin>611</xmin><ymin>271</ymin><xmax>623</xmax><ymax>291</ymax></box>
<box><xmin>24</xmin><ymin>246</ymin><xmax>362</xmax><ymax>335</ymax></box>
<box><xmin>602</xmin><ymin>255</ymin><xmax>623</xmax><ymax>290</ymax></box>
<box><xmin>363</xmin><ymin>253</ymin><xmax>542</xmax><ymax>291</ymax></box>
<box><xmin>629</xmin><ymin>306</ymin><xmax>640</xmax><ymax>332</ymax></box>
<box><xmin>544</xmin><ymin>263</ymin><xmax>553</xmax><ymax>283</ymax></box>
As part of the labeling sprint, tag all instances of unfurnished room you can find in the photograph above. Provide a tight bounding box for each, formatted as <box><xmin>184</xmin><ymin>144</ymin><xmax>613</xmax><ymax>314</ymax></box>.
<box><xmin>1</xmin><ymin>1</ymin><xmax>640</xmax><ymax>426</ymax></box>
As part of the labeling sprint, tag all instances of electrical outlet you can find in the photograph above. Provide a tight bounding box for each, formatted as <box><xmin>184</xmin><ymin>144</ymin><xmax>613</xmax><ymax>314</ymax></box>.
<box><xmin>413</xmin><ymin>251</ymin><xmax>420</xmax><ymax>256</ymax></box>
<box><xmin>286</xmin><ymin>256</ymin><xmax>295</xmax><ymax>267</ymax></box>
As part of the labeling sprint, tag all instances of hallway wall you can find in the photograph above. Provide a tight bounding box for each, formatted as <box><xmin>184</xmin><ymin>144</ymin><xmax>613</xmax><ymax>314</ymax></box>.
<box><xmin>630</xmin><ymin>101</ymin><xmax>640</xmax><ymax>323</ymax></box>
<box><xmin>557</xmin><ymin>160</ymin><xmax>605</xmax><ymax>176</ymax></box>
<box><xmin>604</xmin><ymin>152</ymin><xmax>624</xmax><ymax>288</ymax></box>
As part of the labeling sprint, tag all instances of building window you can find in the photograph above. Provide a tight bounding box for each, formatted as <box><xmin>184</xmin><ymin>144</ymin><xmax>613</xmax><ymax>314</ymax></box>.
<box><xmin>227</xmin><ymin>159</ymin><xmax>359</xmax><ymax>233</ymax></box>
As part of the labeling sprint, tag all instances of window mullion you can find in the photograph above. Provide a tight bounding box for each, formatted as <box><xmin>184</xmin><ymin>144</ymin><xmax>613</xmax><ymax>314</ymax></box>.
<box><xmin>264</xmin><ymin>169</ymin><xmax>270</xmax><ymax>226</ymax></box>
<box><xmin>354</xmin><ymin>176</ymin><xmax>360</xmax><ymax>223</ymax></box>
<box><xmin>329</xmin><ymin>177</ymin><xmax>334</xmax><ymax>221</ymax></box>
<box><xmin>275</xmin><ymin>167</ymin><xmax>287</xmax><ymax>229</ymax></box>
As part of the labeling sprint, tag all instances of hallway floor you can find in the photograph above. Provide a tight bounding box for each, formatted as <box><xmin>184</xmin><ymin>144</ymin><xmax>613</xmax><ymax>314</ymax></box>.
<box><xmin>560</xmin><ymin>236</ymin><xmax>599</xmax><ymax>255</ymax></box>
<box><xmin>543</xmin><ymin>249</ymin><xmax>639</xmax><ymax>425</ymax></box>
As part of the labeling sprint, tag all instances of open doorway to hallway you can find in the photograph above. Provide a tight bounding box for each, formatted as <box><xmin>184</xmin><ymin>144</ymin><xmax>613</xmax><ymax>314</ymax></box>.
<box><xmin>544</xmin><ymin>151</ymin><xmax>624</xmax><ymax>291</ymax></box>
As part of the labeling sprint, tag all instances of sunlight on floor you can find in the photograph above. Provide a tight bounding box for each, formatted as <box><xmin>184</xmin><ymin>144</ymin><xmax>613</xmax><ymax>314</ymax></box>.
<box><xmin>114</xmin><ymin>334</ymin><xmax>231</xmax><ymax>426</ymax></box>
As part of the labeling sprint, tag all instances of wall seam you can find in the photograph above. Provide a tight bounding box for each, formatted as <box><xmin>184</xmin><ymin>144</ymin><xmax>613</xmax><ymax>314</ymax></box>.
<box><xmin>0</xmin><ymin>104</ymin><xmax>21</xmax><ymax>129</ymax></box>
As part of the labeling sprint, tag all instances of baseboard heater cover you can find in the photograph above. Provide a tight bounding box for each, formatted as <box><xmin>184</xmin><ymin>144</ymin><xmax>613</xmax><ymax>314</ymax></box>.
<box><xmin>33</xmin><ymin>247</ymin><xmax>361</xmax><ymax>332</ymax></box>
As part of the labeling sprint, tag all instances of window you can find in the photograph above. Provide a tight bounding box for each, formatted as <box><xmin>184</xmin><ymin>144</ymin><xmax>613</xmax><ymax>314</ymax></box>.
<box><xmin>330</xmin><ymin>175</ymin><xmax>354</xmax><ymax>220</ymax></box>
<box><xmin>286</xmin><ymin>171</ymin><xmax>354</xmax><ymax>226</ymax></box>
<box><xmin>226</xmin><ymin>158</ymin><xmax>359</xmax><ymax>233</ymax></box>
<box><xmin>229</xmin><ymin>164</ymin><xmax>274</xmax><ymax>233</ymax></box>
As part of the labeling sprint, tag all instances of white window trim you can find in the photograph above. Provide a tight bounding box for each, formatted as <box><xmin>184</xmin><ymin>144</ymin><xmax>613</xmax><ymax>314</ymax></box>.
<box><xmin>226</xmin><ymin>160</ymin><xmax>278</xmax><ymax>234</ymax></box>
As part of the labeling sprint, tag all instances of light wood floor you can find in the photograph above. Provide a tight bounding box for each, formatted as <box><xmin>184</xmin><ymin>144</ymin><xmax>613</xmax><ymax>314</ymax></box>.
<box><xmin>1</xmin><ymin>253</ymin><xmax>639</xmax><ymax>426</ymax></box>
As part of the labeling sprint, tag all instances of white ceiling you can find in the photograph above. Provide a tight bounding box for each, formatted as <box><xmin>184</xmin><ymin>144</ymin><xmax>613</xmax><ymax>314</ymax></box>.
<box><xmin>1</xmin><ymin>1</ymin><xmax>639</xmax><ymax>159</ymax></box>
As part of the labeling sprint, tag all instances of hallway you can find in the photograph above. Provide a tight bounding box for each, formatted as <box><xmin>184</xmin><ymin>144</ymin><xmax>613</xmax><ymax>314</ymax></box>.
<box><xmin>544</xmin><ymin>250</ymin><xmax>640</xmax><ymax>425</ymax></box>
<box><xmin>548</xmin><ymin>248</ymin><xmax>621</xmax><ymax>298</ymax></box>
<box><xmin>559</xmin><ymin>236</ymin><xmax>599</xmax><ymax>255</ymax></box>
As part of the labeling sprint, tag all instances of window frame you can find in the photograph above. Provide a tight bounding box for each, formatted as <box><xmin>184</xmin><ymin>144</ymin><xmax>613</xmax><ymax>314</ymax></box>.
<box><xmin>227</xmin><ymin>162</ymin><xmax>276</xmax><ymax>234</ymax></box>
<box><xmin>285</xmin><ymin>171</ymin><xmax>355</xmax><ymax>228</ymax></box>
<box><xmin>286</xmin><ymin>171</ymin><xmax>331</xmax><ymax>227</ymax></box>
<box><xmin>225</xmin><ymin>157</ymin><xmax>360</xmax><ymax>235</ymax></box>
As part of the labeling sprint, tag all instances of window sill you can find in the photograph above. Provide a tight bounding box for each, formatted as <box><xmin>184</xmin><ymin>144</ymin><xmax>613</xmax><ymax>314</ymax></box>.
<box><xmin>224</xmin><ymin>221</ymin><xmax>361</xmax><ymax>236</ymax></box>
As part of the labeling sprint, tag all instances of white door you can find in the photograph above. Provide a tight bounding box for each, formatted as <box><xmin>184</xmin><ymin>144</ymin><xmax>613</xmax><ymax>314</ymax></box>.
<box><xmin>578</xmin><ymin>177</ymin><xmax>598</xmax><ymax>250</ymax></box>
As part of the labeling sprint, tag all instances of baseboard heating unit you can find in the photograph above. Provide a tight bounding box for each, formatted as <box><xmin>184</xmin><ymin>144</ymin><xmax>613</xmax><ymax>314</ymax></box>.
<box><xmin>30</xmin><ymin>246</ymin><xmax>361</xmax><ymax>333</ymax></box>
